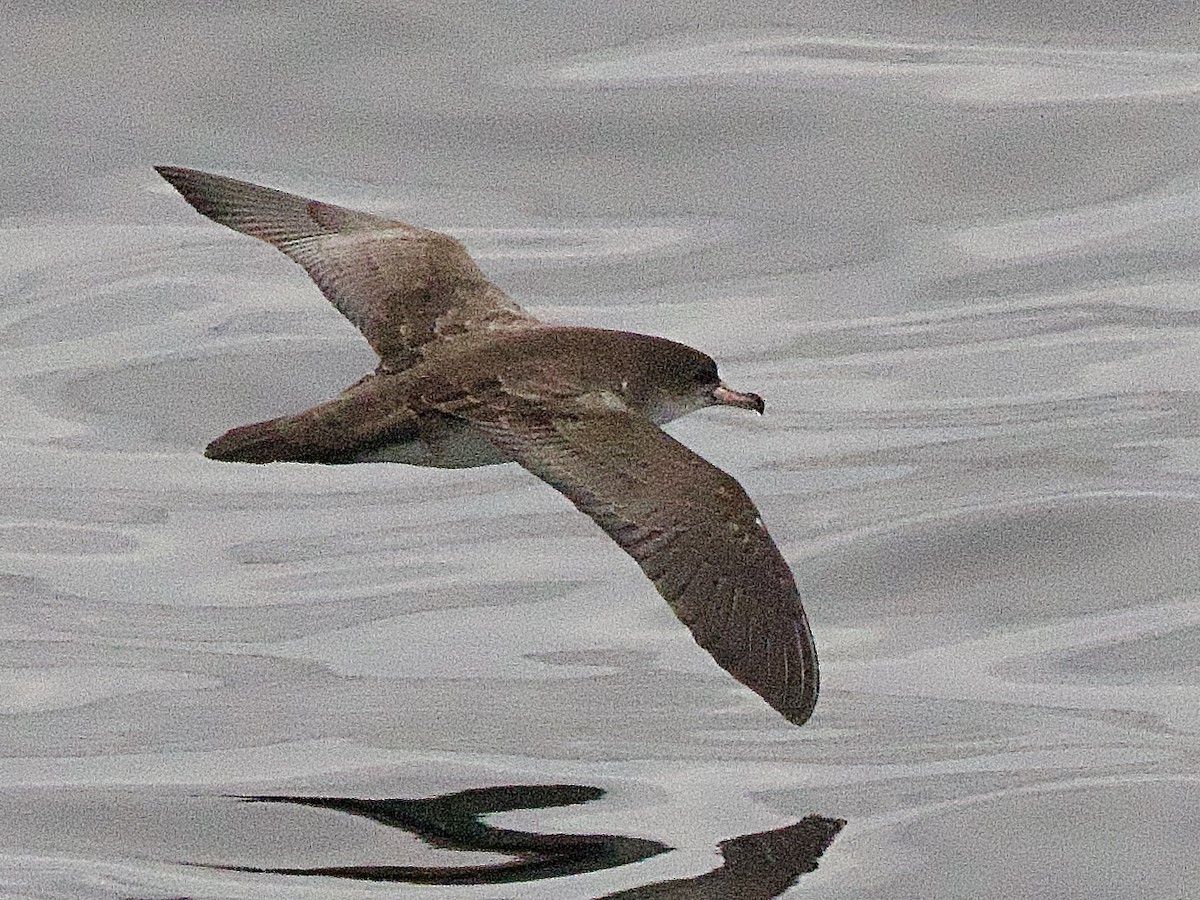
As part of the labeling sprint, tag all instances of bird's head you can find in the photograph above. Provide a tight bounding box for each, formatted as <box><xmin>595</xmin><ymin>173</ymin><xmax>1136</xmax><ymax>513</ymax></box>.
<box><xmin>639</xmin><ymin>339</ymin><xmax>765</xmax><ymax>424</ymax></box>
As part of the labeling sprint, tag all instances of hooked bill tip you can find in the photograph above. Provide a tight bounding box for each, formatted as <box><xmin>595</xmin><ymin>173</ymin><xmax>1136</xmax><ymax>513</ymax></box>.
<box><xmin>712</xmin><ymin>384</ymin><xmax>765</xmax><ymax>414</ymax></box>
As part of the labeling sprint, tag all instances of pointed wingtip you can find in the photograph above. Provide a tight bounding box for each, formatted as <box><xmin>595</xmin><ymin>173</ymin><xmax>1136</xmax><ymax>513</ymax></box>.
<box><xmin>754</xmin><ymin>667</ymin><xmax>818</xmax><ymax>727</ymax></box>
<box><xmin>778</xmin><ymin>697</ymin><xmax>818</xmax><ymax>727</ymax></box>
<box><xmin>153</xmin><ymin>165</ymin><xmax>209</xmax><ymax>207</ymax></box>
<box><xmin>154</xmin><ymin>165</ymin><xmax>215</xmax><ymax>199</ymax></box>
<box><xmin>153</xmin><ymin>164</ymin><xmax>188</xmax><ymax>184</ymax></box>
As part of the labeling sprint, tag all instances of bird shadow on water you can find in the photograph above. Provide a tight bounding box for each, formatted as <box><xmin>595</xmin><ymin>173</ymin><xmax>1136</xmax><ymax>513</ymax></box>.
<box><xmin>167</xmin><ymin>783</ymin><xmax>844</xmax><ymax>899</ymax></box>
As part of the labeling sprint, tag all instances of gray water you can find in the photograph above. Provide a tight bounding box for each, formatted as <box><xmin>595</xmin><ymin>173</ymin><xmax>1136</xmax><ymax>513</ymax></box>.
<box><xmin>3</xmin><ymin>3</ymin><xmax>1200</xmax><ymax>898</ymax></box>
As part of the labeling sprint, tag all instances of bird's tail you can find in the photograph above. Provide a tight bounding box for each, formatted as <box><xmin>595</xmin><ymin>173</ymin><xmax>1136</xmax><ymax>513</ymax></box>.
<box><xmin>206</xmin><ymin>417</ymin><xmax>321</xmax><ymax>464</ymax></box>
<box><xmin>205</xmin><ymin>384</ymin><xmax>421</xmax><ymax>464</ymax></box>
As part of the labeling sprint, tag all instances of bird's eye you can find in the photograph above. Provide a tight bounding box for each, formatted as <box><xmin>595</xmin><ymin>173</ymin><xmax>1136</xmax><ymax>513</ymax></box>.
<box><xmin>695</xmin><ymin>360</ymin><xmax>718</xmax><ymax>383</ymax></box>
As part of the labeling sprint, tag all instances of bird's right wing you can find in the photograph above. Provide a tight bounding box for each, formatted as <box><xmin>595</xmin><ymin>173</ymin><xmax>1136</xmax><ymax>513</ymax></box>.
<box><xmin>437</xmin><ymin>392</ymin><xmax>818</xmax><ymax>725</ymax></box>
<box><xmin>155</xmin><ymin>166</ymin><xmax>537</xmax><ymax>369</ymax></box>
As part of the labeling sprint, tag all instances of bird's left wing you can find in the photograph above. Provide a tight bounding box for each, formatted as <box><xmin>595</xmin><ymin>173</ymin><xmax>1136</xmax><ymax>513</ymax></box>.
<box><xmin>432</xmin><ymin>390</ymin><xmax>818</xmax><ymax>725</ymax></box>
<box><xmin>155</xmin><ymin>166</ymin><xmax>537</xmax><ymax>368</ymax></box>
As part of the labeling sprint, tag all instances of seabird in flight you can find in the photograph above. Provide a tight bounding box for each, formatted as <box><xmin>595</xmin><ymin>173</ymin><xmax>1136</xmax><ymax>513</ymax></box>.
<box><xmin>155</xmin><ymin>166</ymin><xmax>819</xmax><ymax>726</ymax></box>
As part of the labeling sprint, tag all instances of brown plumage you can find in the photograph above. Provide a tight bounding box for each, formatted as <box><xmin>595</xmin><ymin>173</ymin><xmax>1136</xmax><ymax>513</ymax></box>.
<box><xmin>156</xmin><ymin>166</ymin><xmax>819</xmax><ymax>726</ymax></box>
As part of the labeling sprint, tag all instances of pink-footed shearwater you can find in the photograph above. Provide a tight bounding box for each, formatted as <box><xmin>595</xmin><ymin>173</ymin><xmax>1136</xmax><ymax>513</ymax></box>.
<box><xmin>155</xmin><ymin>166</ymin><xmax>819</xmax><ymax>726</ymax></box>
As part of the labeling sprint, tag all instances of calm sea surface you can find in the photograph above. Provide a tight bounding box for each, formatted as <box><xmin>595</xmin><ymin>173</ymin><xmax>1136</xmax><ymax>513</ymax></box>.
<box><xmin>3</xmin><ymin>3</ymin><xmax>1200</xmax><ymax>898</ymax></box>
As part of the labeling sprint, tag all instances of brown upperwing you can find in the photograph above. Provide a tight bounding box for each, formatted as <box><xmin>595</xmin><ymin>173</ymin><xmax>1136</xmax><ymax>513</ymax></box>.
<box><xmin>155</xmin><ymin>166</ymin><xmax>537</xmax><ymax>369</ymax></box>
<box><xmin>429</xmin><ymin>387</ymin><xmax>819</xmax><ymax>725</ymax></box>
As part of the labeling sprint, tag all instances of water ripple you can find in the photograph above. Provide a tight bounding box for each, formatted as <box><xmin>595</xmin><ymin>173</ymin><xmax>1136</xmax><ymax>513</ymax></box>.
<box><xmin>542</xmin><ymin>33</ymin><xmax>1200</xmax><ymax>104</ymax></box>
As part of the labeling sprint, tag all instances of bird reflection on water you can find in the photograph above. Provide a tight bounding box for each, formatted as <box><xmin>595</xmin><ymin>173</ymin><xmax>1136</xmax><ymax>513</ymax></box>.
<box><xmin>191</xmin><ymin>783</ymin><xmax>844</xmax><ymax>898</ymax></box>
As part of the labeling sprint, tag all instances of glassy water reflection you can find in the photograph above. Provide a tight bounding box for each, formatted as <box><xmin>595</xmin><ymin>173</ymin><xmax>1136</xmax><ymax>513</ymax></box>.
<box><xmin>190</xmin><ymin>784</ymin><xmax>841</xmax><ymax>896</ymax></box>
<box><xmin>4</xmin><ymin>1</ymin><xmax>1200</xmax><ymax>898</ymax></box>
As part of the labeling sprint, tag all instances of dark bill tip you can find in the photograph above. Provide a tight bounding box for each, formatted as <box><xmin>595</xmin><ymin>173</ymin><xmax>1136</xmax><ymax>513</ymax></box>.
<box><xmin>712</xmin><ymin>384</ymin><xmax>765</xmax><ymax>415</ymax></box>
